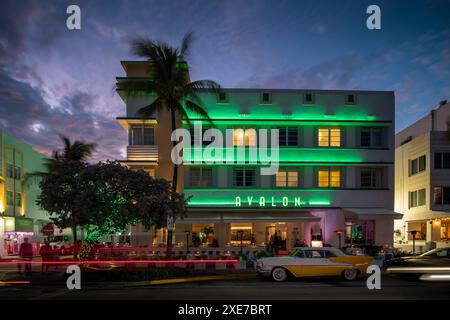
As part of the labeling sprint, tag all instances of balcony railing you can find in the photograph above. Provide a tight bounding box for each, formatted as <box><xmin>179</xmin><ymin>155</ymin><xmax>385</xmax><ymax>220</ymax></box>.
<box><xmin>127</xmin><ymin>145</ymin><xmax>158</xmax><ymax>161</ymax></box>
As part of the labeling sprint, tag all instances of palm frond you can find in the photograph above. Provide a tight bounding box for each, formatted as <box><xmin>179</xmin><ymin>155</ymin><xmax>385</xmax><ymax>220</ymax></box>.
<box><xmin>180</xmin><ymin>31</ymin><xmax>194</xmax><ymax>59</ymax></box>
<box><xmin>184</xmin><ymin>100</ymin><xmax>212</xmax><ymax>124</ymax></box>
<box><xmin>137</xmin><ymin>97</ymin><xmax>165</xmax><ymax>118</ymax></box>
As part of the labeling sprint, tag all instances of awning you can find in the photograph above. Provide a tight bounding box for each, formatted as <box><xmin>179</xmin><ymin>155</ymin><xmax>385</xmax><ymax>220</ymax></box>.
<box><xmin>344</xmin><ymin>208</ymin><xmax>403</xmax><ymax>220</ymax></box>
<box><xmin>222</xmin><ymin>212</ymin><xmax>321</xmax><ymax>223</ymax></box>
<box><xmin>175</xmin><ymin>212</ymin><xmax>321</xmax><ymax>223</ymax></box>
<box><xmin>402</xmin><ymin>211</ymin><xmax>450</xmax><ymax>222</ymax></box>
<box><xmin>176</xmin><ymin>213</ymin><xmax>222</xmax><ymax>224</ymax></box>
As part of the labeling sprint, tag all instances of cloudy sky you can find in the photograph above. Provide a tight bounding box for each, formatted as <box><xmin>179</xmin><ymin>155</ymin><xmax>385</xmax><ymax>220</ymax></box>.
<box><xmin>0</xmin><ymin>0</ymin><xmax>449</xmax><ymax>161</ymax></box>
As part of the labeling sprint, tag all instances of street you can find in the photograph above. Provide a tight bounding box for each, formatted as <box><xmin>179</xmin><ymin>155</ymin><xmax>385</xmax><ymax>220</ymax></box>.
<box><xmin>0</xmin><ymin>274</ymin><xmax>449</xmax><ymax>300</ymax></box>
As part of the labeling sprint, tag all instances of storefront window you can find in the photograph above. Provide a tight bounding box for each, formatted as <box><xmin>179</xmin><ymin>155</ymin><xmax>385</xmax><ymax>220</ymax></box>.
<box><xmin>230</xmin><ymin>224</ymin><xmax>253</xmax><ymax>245</ymax></box>
<box><xmin>440</xmin><ymin>219</ymin><xmax>450</xmax><ymax>240</ymax></box>
<box><xmin>191</xmin><ymin>224</ymin><xmax>216</xmax><ymax>247</ymax></box>
<box><xmin>345</xmin><ymin>220</ymin><xmax>374</xmax><ymax>244</ymax></box>
<box><xmin>407</xmin><ymin>221</ymin><xmax>427</xmax><ymax>240</ymax></box>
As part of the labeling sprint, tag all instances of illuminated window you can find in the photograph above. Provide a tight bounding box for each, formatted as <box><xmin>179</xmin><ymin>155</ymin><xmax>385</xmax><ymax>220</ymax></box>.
<box><xmin>276</xmin><ymin>171</ymin><xmax>298</xmax><ymax>187</ymax></box>
<box><xmin>433</xmin><ymin>186</ymin><xmax>450</xmax><ymax>205</ymax></box>
<box><xmin>318</xmin><ymin>128</ymin><xmax>341</xmax><ymax>147</ymax></box>
<box><xmin>318</xmin><ymin>168</ymin><xmax>341</xmax><ymax>188</ymax></box>
<box><xmin>233</xmin><ymin>128</ymin><xmax>256</xmax><ymax>147</ymax></box>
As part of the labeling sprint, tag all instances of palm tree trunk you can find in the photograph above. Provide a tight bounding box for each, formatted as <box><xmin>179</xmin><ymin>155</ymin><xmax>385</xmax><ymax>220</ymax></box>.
<box><xmin>166</xmin><ymin>108</ymin><xmax>178</xmax><ymax>259</ymax></box>
<box><xmin>72</xmin><ymin>222</ymin><xmax>78</xmax><ymax>258</ymax></box>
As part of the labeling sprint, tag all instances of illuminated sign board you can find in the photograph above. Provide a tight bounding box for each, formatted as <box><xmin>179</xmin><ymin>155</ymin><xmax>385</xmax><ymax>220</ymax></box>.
<box><xmin>235</xmin><ymin>195</ymin><xmax>302</xmax><ymax>207</ymax></box>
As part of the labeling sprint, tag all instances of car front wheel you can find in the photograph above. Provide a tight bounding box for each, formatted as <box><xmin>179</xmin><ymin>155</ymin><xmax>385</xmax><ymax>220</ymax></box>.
<box><xmin>342</xmin><ymin>268</ymin><xmax>358</xmax><ymax>281</ymax></box>
<box><xmin>272</xmin><ymin>267</ymin><xmax>288</xmax><ymax>282</ymax></box>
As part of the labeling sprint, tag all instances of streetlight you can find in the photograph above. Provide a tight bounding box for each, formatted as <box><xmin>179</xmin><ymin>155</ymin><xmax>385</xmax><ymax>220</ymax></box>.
<box><xmin>185</xmin><ymin>230</ymin><xmax>190</xmax><ymax>253</ymax></box>
<box><xmin>410</xmin><ymin>230</ymin><xmax>418</xmax><ymax>254</ymax></box>
<box><xmin>237</xmin><ymin>230</ymin><xmax>244</xmax><ymax>258</ymax></box>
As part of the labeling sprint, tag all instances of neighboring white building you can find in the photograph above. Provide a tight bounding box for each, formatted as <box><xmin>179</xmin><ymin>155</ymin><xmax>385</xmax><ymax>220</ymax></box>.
<box><xmin>117</xmin><ymin>61</ymin><xmax>399</xmax><ymax>251</ymax></box>
<box><xmin>395</xmin><ymin>100</ymin><xmax>450</xmax><ymax>252</ymax></box>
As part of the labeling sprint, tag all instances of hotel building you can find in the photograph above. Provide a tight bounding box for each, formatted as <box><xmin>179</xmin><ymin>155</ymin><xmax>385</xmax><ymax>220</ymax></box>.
<box><xmin>394</xmin><ymin>100</ymin><xmax>450</xmax><ymax>252</ymax></box>
<box><xmin>116</xmin><ymin>61</ymin><xmax>399</xmax><ymax>250</ymax></box>
<box><xmin>0</xmin><ymin>128</ymin><xmax>53</xmax><ymax>255</ymax></box>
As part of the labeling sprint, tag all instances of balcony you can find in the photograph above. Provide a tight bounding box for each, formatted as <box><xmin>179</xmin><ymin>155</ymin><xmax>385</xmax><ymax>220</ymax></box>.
<box><xmin>127</xmin><ymin>145</ymin><xmax>158</xmax><ymax>161</ymax></box>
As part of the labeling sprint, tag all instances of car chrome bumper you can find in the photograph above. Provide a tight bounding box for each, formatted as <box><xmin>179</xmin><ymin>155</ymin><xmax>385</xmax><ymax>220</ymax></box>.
<box><xmin>257</xmin><ymin>268</ymin><xmax>272</xmax><ymax>277</ymax></box>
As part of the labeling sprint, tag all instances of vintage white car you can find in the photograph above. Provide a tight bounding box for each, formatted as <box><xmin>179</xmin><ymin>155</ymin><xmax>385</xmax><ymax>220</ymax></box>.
<box><xmin>256</xmin><ymin>247</ymin><xmax>372</xmax><ymax>282</ymax></box>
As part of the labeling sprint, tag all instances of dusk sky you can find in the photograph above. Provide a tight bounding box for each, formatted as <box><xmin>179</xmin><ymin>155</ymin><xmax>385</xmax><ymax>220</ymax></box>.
<box><xmin>0</xmin><ymin>0</ymin><xmax>449</xmax><ymax>161</ymax></box>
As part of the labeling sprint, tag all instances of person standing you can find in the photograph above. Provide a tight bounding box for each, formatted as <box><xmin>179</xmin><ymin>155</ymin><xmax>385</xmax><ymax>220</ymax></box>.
<box><xmin>19</xmin><ymin>238</ymin><xmax>33</xmax><ymax>275</ymax></box>
<box><xmin>39</xmin><ymin>241</ymin><xmax>52</xmax><ymax>273</ymax></box>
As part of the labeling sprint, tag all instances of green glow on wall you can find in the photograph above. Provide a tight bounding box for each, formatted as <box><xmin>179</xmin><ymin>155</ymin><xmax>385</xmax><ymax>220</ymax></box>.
<box><xmin>184</xmin><ymin>103</ymin><xmax>380</xmax><ymax>122</ymax></box>
<box><xmin>183</xmin><ymin>119</ymin><xmax>386</xmax><ymax>126</ymax></box>
<box><xmin>183</xmin><ymin>147</ymin><xmax>364</xmax><ymax>163</ymax></box>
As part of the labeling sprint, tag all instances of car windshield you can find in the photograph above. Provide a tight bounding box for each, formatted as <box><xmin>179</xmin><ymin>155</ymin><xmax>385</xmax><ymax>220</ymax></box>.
<box><xmin>421</xmin><ymin>248</ymin><xmax>449</xmax><ymax>257</ymax></box>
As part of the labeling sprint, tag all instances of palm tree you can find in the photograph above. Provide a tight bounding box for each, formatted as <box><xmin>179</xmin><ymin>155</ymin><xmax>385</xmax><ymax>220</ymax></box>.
<box><xmin>117</xmin><ymin>32</ymin><xmax>222</xmax><ymax>256</ymax></box>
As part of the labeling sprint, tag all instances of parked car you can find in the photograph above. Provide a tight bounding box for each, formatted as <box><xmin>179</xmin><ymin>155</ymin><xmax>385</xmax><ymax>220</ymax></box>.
<box><xmin>385</xmin><ymin>247</ymin><xmax>450</xmax><ymax>279</ymax></box>
<box><xmin>256</xmin><ymin>247</ymin><xmax>372</xmax><ymax>282</ymax></box>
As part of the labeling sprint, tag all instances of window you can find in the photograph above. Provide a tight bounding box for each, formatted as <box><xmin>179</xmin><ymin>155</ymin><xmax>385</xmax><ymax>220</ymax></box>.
<box><xmin>360</xmin><ymin>128</ymin><xmax>382</xmax><ymax>147</ymax></box>
<box><xmin>6</xmin><ymin>164</ymin><xmax>14</xmax><ymax>178</ymax></box>
<box><xmin>303</xmin><ymin>93</ymin><xmax>314</xmax><ymax>104</ymax></box>
<box><xmin>279</xmin><ymin>127</ymin><xmax>298</xmax><ymax>146</ymax></box>
<box><xmin>434</xmin><ymin>186</ymin><xmax>450</xmax><ymax>205</ymax></box>
<box><xmin>345</xmin><ymin>220</ymin><xmax>375</xmax><ymax>244</ymax></box>
<box><xmin>276</xmin><ymin>171</ymin><xmax>298</xmax><ymax>187</ymax></box>
<box><xmin>318</xmin><ymin>128</ymin><xmax>341</xmax><ymax>147</ymax></box>
<box><xmin>434</xmin><ymin>152</ymin><xmax>450</xmax><ymax>169</ymax></box>
<box><xmin>217</xmin><ymin>92</ymin><xmax>228</xmax><ymax>103</ymax></box>
<box><xmin>408</xmin><ymin>221</ymin><xmax>426</xmax><ymax>240</ymax></box>
<box><xmin>345</xmin><ymin>94</ymin><xmax>356</xmax><ymax>105</ymax></box>
<box><xmin>409</xmin><ymin>188</ymin><xmax>426</xmax><ymax>208</ymax></box>
<box><xmin>190</xmin><ymin>167</ymin><xmax>212</xmax><ymax>187</ymax></box>
<box><xmin>14</xmin><ymin>166</ymin><xmax>21</xmax><ymax>180</ymax></box>
<box><xmin>129</xmin><ymin>126</ymin><xmax>154</xmax><ymax>145</ymax></box>
<box><xmin>409</xmin><ymin>155</ymin><xmax>426</xmax><ymax>176</ymax></box>
<box><xmin>260</xmin><ymin>92</ymin><xmax>272</xmax><ymax>104</ymax></box>
<box><xmin>233</xmin><ymin>128</ymin><xmax>256</xmax><ymax>147</ymax></box>
<box><xmin>360</xmin><ymin>168</ymin><xmax>383</xmax><ymax>188</ymax></box>
<box><xmin>233</xmin><ymin>168</ymin><xmax>256</xmax><ymax>187</ymax></box>
<box><xmin>318</xmin><ymin>168</ymin><xmax>341</xmax><ymax>188</ymax></box>
<box><xmin>15</xmin><ymin>193</ymin><xmax>22</xmax><ymax>207</ymax></box>
<box><xmin>290</xmin><ymin>249</ymin><xmax>305</xmax><ymax>258</ymax></box>
<box><xmin>304</xmin><ymin>250</ymin><xmax>324</xmax><ymax>258</ymax></box>
<box><xmin>6</xmin><ymin>191</ymin><xmax>13</xmax><ymax>205</ymax></box>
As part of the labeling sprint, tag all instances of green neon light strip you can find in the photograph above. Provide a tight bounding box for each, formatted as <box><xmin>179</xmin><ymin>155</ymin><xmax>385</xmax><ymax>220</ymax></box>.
<box><xmin>183</xmin><ymin>120</ymin><xmax>388</xmax><ymax>126</ymax></box>
<box><xmin>183</xmin><ymin>147</ymin><xmax>365</xmax><ymax>163</ymax></box>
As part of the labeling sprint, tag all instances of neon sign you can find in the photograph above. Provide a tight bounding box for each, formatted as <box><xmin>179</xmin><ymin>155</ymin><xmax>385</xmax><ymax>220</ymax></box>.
<box><xmin>235</xmin><ymin>196</ymin><xmax>302</xmax><ymax>207</ymax></box>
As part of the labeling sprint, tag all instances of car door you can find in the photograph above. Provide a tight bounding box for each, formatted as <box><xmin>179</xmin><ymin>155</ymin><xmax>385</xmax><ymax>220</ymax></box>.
<box><xmin>288</xmin><ymin>249</ymin><xmax>330</xmax><ymax>277</ymax></box>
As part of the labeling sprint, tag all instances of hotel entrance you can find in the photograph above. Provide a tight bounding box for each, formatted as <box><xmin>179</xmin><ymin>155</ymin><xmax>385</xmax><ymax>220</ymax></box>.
<box><xmin>266</xmin><ymin>223</ymin><xmax>287</xmax><ymax>250</ymax></box>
